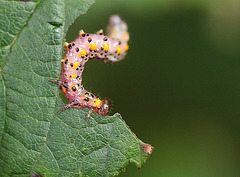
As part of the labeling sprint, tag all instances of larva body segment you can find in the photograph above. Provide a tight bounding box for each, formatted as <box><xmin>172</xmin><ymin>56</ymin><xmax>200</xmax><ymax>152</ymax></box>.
<box><xmin>49</xmin><ymin>15</ymin><xmax>129</xmax><ymax>120</ymax></box>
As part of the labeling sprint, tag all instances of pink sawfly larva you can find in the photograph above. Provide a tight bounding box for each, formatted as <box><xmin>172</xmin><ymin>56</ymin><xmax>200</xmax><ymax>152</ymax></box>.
<box><xmin>49</xmin><ymin>15</ymin><xmax>129</xmax><ymax>120</ymax></box>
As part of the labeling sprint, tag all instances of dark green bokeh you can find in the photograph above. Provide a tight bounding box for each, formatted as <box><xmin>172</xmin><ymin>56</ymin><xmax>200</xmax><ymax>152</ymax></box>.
<box><xmin>66</xmin><ymin>0</ymin><xmax>240</xmax><ymax>176</ymax></box>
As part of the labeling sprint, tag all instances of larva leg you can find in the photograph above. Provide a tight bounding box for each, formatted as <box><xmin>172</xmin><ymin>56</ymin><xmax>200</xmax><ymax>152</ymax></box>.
<box><xmin>58</xmin><ymin>100</ymin><xmax>79</xmax><ymax>113</ymax></box>
<box><xmin>86</xmin><ymin>107</ymin><xmax>94</xmax><ymax>121</ymax></box>
<box><xmin>48</xmin><ymin>79</ymin><xmax>68</xmax><ymax>89</ymax></box>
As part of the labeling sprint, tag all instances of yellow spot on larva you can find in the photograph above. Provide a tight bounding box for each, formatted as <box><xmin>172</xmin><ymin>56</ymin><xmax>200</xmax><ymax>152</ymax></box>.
<box><xmin>73</xmin><ymin>62</ymin><xmax>80</xmax><ymax>70</ymax></box>
<box><xmin>92</xmin><ymin>99</ymin><xmax>101</xmax><ymax>107</ymax></box>
<box><xmin>89</xmin><ymin>42</ymin><xmax>97</xmax><ymax>51</ymax></box>
<box><xmin>71</xmin><ymin>74</ymin><xmax>77</xmax><ymax>78</ymax></box>
<box><xmin>116</xmin><ymin>46</ymin><xmax>121</xmax><ymax>54</ymax></box>
<box><xmin>68</xmin><ymin>74</ymin><xmax>77</xmax><ymax>79</ymax></box>
<box><xmin>102</xmin><ymin>43</ymin><xmax>109</xmax><ymax>51</ymax></box>
<box><xmin>79</xmin><ymin>49</ymin><xmax>87</xmax><ymax>57</ymax></box>
<box><xmin>124</xmin><ymin>44</ymin><xmax>129</xmax><ymax>51</ymax></box>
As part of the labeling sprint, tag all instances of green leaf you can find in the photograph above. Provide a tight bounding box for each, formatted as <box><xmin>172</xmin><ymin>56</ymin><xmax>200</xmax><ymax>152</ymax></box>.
<box><xmin>0</xmin><ymin>0</ymin><xmax>153</xmax><ymax>176</ymax></box>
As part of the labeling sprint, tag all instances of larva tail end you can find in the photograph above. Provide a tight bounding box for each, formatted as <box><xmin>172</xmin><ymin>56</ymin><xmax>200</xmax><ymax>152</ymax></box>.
<box><xmin>107</xmin><ymin>15</ymin><xmax>129</xmax><ymax>42</ymax></box>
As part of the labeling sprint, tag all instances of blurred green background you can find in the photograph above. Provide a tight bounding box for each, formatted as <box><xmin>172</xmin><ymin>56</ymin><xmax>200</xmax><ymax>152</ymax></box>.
<box><xmin>66</xmin><ymin>0</ymin><xmax>240</xmax><ymax>176</ymax></box>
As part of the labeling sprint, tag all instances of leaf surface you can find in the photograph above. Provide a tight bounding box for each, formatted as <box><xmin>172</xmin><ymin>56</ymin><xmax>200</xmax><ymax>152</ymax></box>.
<box><xmin>0</xmin><ymin>0</ymin><xmax>153</xmax><ymax>176</ymax></box>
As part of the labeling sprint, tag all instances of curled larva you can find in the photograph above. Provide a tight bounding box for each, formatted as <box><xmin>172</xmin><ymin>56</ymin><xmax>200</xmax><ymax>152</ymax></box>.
<box><xmin>49</xmin><ymin>15</ymin><xmax>129</xmax><ymax>121</ymax></box>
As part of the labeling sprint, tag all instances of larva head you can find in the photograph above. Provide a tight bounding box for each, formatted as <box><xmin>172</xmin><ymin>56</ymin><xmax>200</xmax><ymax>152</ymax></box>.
<box><xmin>95</xmin><ymin>99</ymin><xmax>111</xmax><ymax>116</ymax></box>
